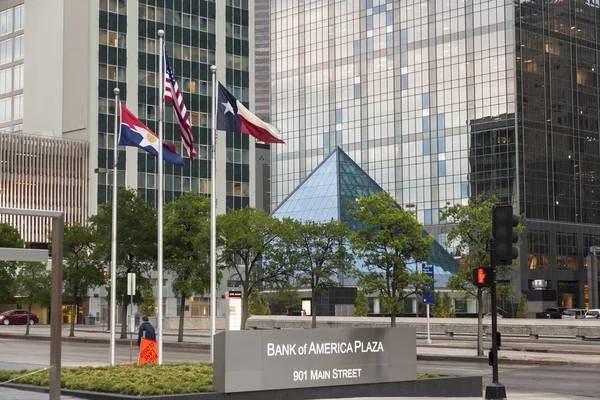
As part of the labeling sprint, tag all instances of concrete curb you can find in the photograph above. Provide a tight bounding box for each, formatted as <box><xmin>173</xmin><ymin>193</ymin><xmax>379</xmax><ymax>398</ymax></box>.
<box><xmin>416</xmin><ymin>354</ymin><xmax>600</xmax><ymax>368</ymax></box>
<box><xmin>0</xmin><ymin>334</ymin><xmax>210</xmax><ymax>350</ymax></box>
<box><xmin>1</xmin><ymin>376</ymin><xmax>483</xmax><ymax>400</ymax></box>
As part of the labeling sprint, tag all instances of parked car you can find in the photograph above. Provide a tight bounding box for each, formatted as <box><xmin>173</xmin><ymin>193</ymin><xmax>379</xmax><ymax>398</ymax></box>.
<box><xmin>535</xmin><ymin>307</ymin><xmax>567</xmax><ymax>319</ymax></box>
<box><xmin>561</xmin><ymin>308</ymin><xmax>587</xmax><ymax>320</ymax></box>
<box><xmin>0</xmin><ymin>310</ymin><xmax>39</xmax><ymax>325</ymax></box>
<box><xmin>585</xmin><ymin>309</ymin><xmax>600</xmax><ymax>319</ymax></box>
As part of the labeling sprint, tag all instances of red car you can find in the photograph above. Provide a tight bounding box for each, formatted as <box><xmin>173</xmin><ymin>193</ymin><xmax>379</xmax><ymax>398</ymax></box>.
<box><xmin>0</xmin><ymin>310</ymin><xmax>39</xmax><ymax>325</ymax></box>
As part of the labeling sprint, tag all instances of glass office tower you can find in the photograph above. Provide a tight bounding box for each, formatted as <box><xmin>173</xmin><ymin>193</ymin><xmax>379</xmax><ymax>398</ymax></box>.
<box><xmin>268</xmin><ymin>0</ymin><xmax>600</xmax><ymax>307</ymax></box>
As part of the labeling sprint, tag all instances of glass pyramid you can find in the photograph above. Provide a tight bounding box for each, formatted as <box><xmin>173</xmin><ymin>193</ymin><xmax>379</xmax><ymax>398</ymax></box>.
<box><xmin>272</xmin><ymin>147</ymin><xmax>459</xmax><ymax>274</ymax></box>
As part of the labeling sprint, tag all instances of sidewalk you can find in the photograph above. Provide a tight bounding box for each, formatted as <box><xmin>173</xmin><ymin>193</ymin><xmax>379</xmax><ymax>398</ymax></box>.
<box><xmin>0</xmin><ymin>324</ymin><xmax>211</xmax><ymax>348</ymax></box>
<box><xmin>417</xmin><ymin>346</ymin><xmax>600</xmax><ymax>367</ymax></box>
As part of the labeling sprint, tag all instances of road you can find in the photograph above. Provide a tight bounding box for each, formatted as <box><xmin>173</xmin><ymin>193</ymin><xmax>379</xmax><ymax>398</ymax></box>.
<box><xmin>0</xmin><ymin>339</ymin><xmax>598</xmax><ymax>399</ymax></box>
<box><xmin>418</xmin><ymin>361</ymin><xmax>599</xmax><ymax>399</ymax></box>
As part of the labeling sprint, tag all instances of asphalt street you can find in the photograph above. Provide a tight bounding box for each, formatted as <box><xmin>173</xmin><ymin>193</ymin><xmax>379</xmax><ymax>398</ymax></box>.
<box><xmin>0</xmin><ymin>339</ymin><xmax>599</xmax><ymax>399</ymax></box>
<box><xmin>418</xmin><ymin>361</ymin><xmax>600</xmax><ymax>398</ymax></box>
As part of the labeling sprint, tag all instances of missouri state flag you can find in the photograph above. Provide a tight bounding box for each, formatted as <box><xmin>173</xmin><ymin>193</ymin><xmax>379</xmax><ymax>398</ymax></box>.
<box><xmin>118</xmin><ymin>103</ymin><xmax>184</xmax><ymax>166</ymax></box>
<box><xmin>216</xmin><ymin>82</ymin><xmax>284</xmax><ymax>144</ymax></box>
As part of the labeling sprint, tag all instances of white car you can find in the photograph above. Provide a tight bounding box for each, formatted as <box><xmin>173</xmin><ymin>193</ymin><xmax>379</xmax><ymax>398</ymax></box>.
<box><xmin>562</xmin><ymin>308</ymin><xmax>586</xmax><ymax>319</ymax></box>
<box><xmin>585</xmin><ymin>309</ymin><xmax>600</xmax><ymax>319</ymax></box>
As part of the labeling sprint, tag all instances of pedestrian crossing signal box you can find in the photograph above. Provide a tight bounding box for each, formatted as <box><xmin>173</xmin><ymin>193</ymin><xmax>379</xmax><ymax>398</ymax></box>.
<box><xmin>472</xmin><ymin>267</ymin><xmax>494</xmax><ymax>287</ymax></box>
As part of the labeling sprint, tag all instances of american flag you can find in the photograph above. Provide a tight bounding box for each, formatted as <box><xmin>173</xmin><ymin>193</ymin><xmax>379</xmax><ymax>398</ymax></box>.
<box><xmin>164</xmin><ymin>50</ymin><xmax>196</xmax><ymax>161</ymax></box>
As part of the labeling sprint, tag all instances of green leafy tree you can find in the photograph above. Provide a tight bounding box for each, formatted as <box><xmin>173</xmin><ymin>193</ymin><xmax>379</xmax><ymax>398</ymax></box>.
<box><xmin>248</xmin><ymin>291</ymin><xmax>271</xmax><ymax>315</ymax></box>
<box><xmin>441</xmin><ymin>194</ymin><xmax>524</xmax><ymax>356</ymax></box>
<box><xmin>216</xmin><ymin>207</ymin><xmax>292</xmax><ymax>329</ymax></box>
<box><xmin>516</xmin><ymin>293</ymin><xmax>528</xmax><ymax>318</ymax></box>
<box><xmin>354</xmin><ymin>289</ymin><xmax>370</xmax><ymax>317</ymax></box>
<box><xmin>50</xmin><ymin>223</ymin><xmax>105</xmax><ymax>337</ymax></box>
<box><xmin>286</xmin><ymin>219</ymin><xmax>355</xmax><ymax>328</ymax></box>
<box><xmin>348</xmin><ymin>192</ymin><xmax>434</xmax><ymax>327</ymax></box>
<box><xmin>12</xmin><ymin>263</ymin><xmax>50</xmax><ymax>335</ymax></box>
<box><xmin>164</xmin><ymin>192</ymin><xmax>215</xmax><ymax>342</ymax></box>
<box><xmin>139</xmin><ymin>285</ymin><xmax>157</xmax><ymax>317</ymax></box>
<box><xmin>90</xmin><ymin>187</ymin><xmax>157</xmax><ymax>339</ymax></box>
<box><xmin>431</xmin><ymin>292</ymin><xmax>456</xmax><ymax>318</ymax></box>
<box><xmin>0</xmin><ymin>223</ymin><xmax>25</xmax><ymax>303</ymax></box>
<box><xmin>270</xmin><ymin>284</ymin><xmax>302</xmax><ymax>315</ymax></box>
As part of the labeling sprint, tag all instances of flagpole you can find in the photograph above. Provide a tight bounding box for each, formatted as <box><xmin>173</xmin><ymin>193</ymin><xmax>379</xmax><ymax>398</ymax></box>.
<box><xmin>157</xmin><ymin>29</ymin><xmax>165</xmax><ymax>365</ymax></box>
<box><xmin>110</xmin><ymin>87</ymin><xmax>120</xmax><ymax>367</ymax></box>
<box><xmin>210</xmin><ymin>65</ymin><xmax>217</xmax><ymax>363</ymax></box>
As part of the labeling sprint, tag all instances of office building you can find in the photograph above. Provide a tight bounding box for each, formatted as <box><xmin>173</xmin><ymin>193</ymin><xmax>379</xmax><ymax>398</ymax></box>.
<box><xmin>267</xmin><ymin>0</ymin><xmax>600</xmax><ymax>308</ymax></box>
<box><xmin>1</xmin><ymin>0</ymin><xmax>260</xmax><ymax>320</ymax></box>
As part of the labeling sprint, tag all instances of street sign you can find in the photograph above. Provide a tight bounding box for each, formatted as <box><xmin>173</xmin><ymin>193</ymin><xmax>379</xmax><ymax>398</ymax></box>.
<box><xmin>214</xmin><ymin>327</ymin><xmax>417</xmax><ymax>393</ymax></box>
<box><xmin>421</xmin><ymin>263</ymin><xmax>435</xmax><ymax>304</ymax></box>
<box><xmin>127</xmin><ymin>273</ymin><xmax>136</xmax><ymax>296</ymax></box>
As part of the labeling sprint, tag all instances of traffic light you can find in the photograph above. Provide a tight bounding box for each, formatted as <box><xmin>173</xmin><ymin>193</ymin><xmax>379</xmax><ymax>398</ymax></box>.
<box><xmin>473</xmin><ymin>267</ymin><xmax>494</xmax><ymax>287</ymax></box>
<box><xmin>492</xmin><ymin>205</ymin><xmax>519</xmax><ymax>266</ymax></box>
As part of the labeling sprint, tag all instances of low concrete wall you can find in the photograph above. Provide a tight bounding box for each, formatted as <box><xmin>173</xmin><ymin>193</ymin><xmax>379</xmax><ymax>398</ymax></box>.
<box><xmin>148</xmin><ymin>317</ymin><xmax>226</xmax><ymax>331</ymax></box>
<box><xmin>247</xmin><ymin>315</ymin><xmax>600</xmax><ymax>339</ymax></box>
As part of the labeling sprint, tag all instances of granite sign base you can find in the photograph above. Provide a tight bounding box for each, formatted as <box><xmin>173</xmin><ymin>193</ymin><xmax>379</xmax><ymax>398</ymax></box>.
<box><xmin>4</xmin><ymin>376</ymin><xmax>483</xmax><ymax>400</ymax></box>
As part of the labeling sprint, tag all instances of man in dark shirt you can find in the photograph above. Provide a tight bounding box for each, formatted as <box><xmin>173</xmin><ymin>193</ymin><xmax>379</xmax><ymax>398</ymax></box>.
<box><xmin>137</xmin><ymin>316</ymin><xmax>156</xmax><ymax>347</ymax></box>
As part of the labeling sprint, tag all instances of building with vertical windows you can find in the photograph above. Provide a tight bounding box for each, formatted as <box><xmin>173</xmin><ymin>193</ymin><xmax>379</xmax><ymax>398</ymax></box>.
<box><xmin>1</xmin><ymin>0</ymin><xmax>260</xmax><ymax>320</ymax></box>
<box><xmin>266</xmin><ymin>0</ymin><xmax>600</xmax><ymax>310</ymax></box>
<box><xmin>0</xmin><ymin>1</ymin><xmax>24</xmax><ymax>134</ymax></box>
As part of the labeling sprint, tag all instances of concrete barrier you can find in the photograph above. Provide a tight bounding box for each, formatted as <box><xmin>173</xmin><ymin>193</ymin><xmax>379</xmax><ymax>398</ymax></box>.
<box><xmin>247</xmin><ymin>315</ymin><xmax>600</xmax><ymax>340</ymax></box>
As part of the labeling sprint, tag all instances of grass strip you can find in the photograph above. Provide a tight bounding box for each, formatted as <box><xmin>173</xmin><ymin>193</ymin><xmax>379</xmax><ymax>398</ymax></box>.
<box><xmin>0</xmin><ymin>364</ymin><xmax>438</xmax><ymax>396</ymax></box>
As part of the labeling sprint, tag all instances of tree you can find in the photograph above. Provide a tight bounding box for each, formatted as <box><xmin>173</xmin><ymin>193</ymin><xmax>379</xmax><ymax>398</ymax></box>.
<box><xmin>432</xmin><ymin>292</ymin><xmax>455</xmax><ymax>318</ymax></box>
<box><xmin>516</xmin><ymin>293</ymin><xmax>528</xmax><ymax>318</ymax></box>
<box><xmin>216</xmin><ymin>207</ymin><xmax>291</xmax><ymax>329</ymax></box>
<box><xmin>354</xmin><ymin>289</ymin><xmax>369</xmax><ymax>317</ymax></box>
<box><xmin>51</xmin><ymin>223</ymin><xmax>105</xmax><ymax>337</ymax></box>
<box><xmin>90</xmin><ymin>187</ymin><xmax>157</xmax><ymax>339</ymax></box>
<box><xmin>248</xmin><ymin>291</ymin><xmax>271</xmax><ymax>315</ymax></box>
<box><xmin>12</xmin><ymin>263</ymin><xmax>50</xmax><ymax>335</ymax></box>
<box><xmin>270</xmin><ymin>284</ymin><xmax>302</xmax><ymax>315</ymax></box>
<box><xmin>0</xmin><ymin>223</ymin><xmax>25</xmax><ymax>303</ymax></box>
<box><xmin>164</xmin><ymin>192</ymin><xmax>214</xmax><ymax>342</ymax></box>
<box><xmin>286</xmin><ymin>219</ymin><xmax>355</xmax><ymax>328</ymax></box>
<box><xmin>441</xmin><ymin>194</ymin><xmax>524</xmax><ymax>356</ymax></box>
<box><xmin>348</xmin><ymin>191</ymin><xmax>433</xmax><ymax>327</ymax></box>
<box><xmin>139</xmin><ymin>285</ymin><xmax>157</xmax><ymax>318</ymax></box>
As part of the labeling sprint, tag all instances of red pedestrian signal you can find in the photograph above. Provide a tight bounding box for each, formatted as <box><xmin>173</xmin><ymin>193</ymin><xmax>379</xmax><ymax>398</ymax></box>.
<box><xmin>478</xmin><ymin>268</ymin><xmax>487</xmax><ymax>285</ymax></box>
<box><xmin>473</xmin><ymin>267</ymin><xmax>494</xmax><ymax>287</ymax></box>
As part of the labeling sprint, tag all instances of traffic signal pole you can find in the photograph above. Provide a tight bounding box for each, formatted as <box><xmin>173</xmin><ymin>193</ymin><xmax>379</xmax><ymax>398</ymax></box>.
<box><xmin>485</xmin><ymin>204</ymin><xmax>518</xmax><ymax>400</ymax></box>
<box><xmin>486</xmin><ymin>237</ymin><xmax>506</xmax><ymax>399</ymax></box>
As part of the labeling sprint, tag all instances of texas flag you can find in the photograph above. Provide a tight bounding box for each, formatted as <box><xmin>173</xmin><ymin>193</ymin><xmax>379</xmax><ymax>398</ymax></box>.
<box><xmin>216</xmin><ymin>82</ymin><xmax>284</xmax><ymax>144</ymax></box>
<box><xmin>118</xmin><ymin>103</ymin><xmax>184</xmax><ymax>166</ymax></box>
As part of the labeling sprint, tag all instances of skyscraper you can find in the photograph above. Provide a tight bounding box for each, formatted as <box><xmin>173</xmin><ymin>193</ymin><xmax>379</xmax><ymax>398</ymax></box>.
<box><xmin>267</xmin><ymin>0</ymin><xmax>600</xmax><ymax>307</ymax></box>
<box><xmin>1</xmin><ymin>0</ymin><xmax>259</xmax><ymax>317</ymax></box>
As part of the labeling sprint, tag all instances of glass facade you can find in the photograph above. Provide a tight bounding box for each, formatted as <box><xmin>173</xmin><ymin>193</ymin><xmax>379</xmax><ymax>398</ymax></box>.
<box><xmin>270</xmin><ymin>0</ymin><xmax>514</xmax><ymax>234</ymax></box>
<box><xmin>95</xmin><ymin>0</ymin><xmax>254</xmax><ymax>213</ymax></box>
<box><xmin>268</xmin><ymin>0</ymin><xmax>600</xmax><ymax>306</ymax></box>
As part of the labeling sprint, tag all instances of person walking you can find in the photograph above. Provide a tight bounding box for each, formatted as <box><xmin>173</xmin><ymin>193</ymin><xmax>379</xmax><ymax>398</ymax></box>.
<box><xmin>137</xmin><ymin>316</ymin><xmax>156</xmax><ymax>347</ymax></box>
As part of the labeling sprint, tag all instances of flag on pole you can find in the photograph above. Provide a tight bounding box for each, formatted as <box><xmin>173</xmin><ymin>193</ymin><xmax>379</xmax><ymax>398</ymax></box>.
<box><xmin>216</xmin><ymin>82</ymin><xmax>284</xmax><ymax>144</ymax></box>
<box><xmin>118</xmin><ymin>102</ymin><xmax>184</xmax><ymax>166</ymax></box>
<box><xmin>164</xmin><ymin>50</ymin><xmax>196</xmax><ymax>161</ymax></box>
